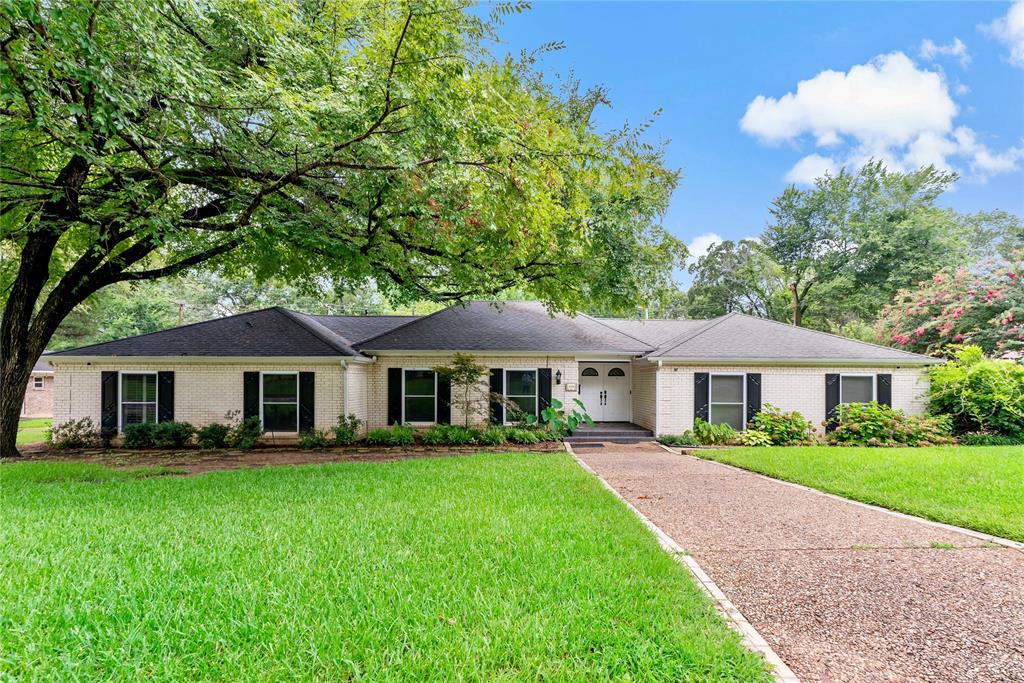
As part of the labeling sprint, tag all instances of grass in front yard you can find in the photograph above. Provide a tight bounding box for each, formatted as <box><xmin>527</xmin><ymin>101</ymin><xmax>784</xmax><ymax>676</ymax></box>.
<box><xmin>695</xmin><ymin>446</ymin><xmax>1024</xmax><ymax>542</ymax></box>
<box><xmin>0</xmin><ymin>453</ymin><xmax>769</xmax><ymax>681</ymax></box>
<box><xmin>15</xmin><ymin>418</ymin><xmax>50</xmax><ymax>445</ymax></box>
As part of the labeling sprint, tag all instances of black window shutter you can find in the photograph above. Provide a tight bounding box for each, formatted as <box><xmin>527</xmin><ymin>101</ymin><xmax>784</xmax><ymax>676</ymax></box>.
<box><xmin>299</xmin><ymin>372</ymin><xmax>315</xmax><ymax>432</ymax></box>
<box><xmin>825</xmin><ymin>373</ymin><xmax>840</xmax><ymax>432</ymax></box>
<box><xmin>745</xmin><ymin>373</ymin><xmax>761</xmax><ymax>425</ymax></box>
<box><xmin>437</xmin><ymin>374</ymin><xmax>451</xmax><ymax>424</ymax></box>
<box><xmin>157</xmin><ymin>371</ymin><xmax>174</xmax><ymax>423</ymax></box>
<box><xmin>387</xmin><ymin>368</ymin><xmax>402</xmax><ymax>425</ymax></box>
<box><xmin>489</xmin><ymin>368</ymin><xmax>504</xmax><ymax>424</ymax></box>
<box><xmin>538</xmin><ymin>368</ymin><xmax>552</xmax><ymax>416</ymax></box>
<box><xmin>101</xmin><ymin>371</ymin><xmax>118</xmax><ymax>434</ymax></box>
<box><xmin>243</xmin><ymin>372</ymin><xmax>260</xmax><ymax>420</ymax></box>
<box><xmin>694</xmin><ymin>372</ymin><xmax>709</xmax><ymax>422</ymax></box>
<box><xmin>876</xmin><ymin>374</ymin><xmax>892</xmax><ymax>407</ymax></box>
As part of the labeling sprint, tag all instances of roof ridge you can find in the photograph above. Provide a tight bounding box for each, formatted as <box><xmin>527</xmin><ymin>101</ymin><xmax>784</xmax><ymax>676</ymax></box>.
<box><xmin>278</xmin><ymin>308</ymin><xmax>359</xmax><ymax>356</ymax></box>
<box><xmin>650</xmin><ymin>313</ymin><xmax>735</xmax><ymax>356</ymax></box>
<box><xmin>46</xmin><ymin>306</ymin><xmax>286</xmax><ymax>356</ymax></box>
<box><xmin>728</xmin><ymin>312</ymin><xmax>937</xmax><ymax>360</ymax></box>
<box><xmin>576</xmin><ymin>311</ymin><xmax>657</xmax><ymax>350</ymax></box>
<box><xmin>353</xmin><ymin>301</ymin><xmax>463</xmax><ymax>349</ymax></box>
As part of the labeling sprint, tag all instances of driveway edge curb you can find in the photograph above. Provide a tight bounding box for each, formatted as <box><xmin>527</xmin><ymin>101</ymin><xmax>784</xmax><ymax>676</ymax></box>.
<box><xmin>565</xmin><ymin>442</ymin><xmax>800</xmax><ymax>683</ymax></box>
<box><xmin>659</xmin><ymin>444</ymin><xmax>1024</xmax><ymax>552</ymax></box>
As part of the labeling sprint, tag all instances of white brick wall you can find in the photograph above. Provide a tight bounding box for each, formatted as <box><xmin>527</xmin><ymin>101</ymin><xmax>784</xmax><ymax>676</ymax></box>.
<box><xmin>630</xmin><ymin>360</ymin><xmax>657</xmax><ymax>431</ymax></box>
<box><xmin>655</xmin><ymin>363</ymin><xmax>930</xmax><ymax>436</ymax></box>
<box><xmin>51</xmin><ymin>360</ymin><xmax>347</xmax><ymax>435</ymax></box>
<box><xmin>364</xmin><ymin>354</ymin><xmax>578</xmax><ymax>429</ymax></box>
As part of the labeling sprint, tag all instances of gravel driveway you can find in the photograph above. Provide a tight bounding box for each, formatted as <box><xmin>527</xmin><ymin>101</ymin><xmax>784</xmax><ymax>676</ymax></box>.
<box><xmin>573</xmin><ymin>442</ymin><xmax>1024</xmax><ymax>683</ymax></box>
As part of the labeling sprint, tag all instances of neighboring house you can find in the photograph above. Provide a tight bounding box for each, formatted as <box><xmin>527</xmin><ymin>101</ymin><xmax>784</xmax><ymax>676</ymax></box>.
<box><xmin>21</xmin><ymin>360</ymin><xmax>54</xmax><ymax>419</ymax></box>
<box><xmin>46</xmin><ymin>300</ymin><xmax>940</xmax><ymax>439</ymax></box>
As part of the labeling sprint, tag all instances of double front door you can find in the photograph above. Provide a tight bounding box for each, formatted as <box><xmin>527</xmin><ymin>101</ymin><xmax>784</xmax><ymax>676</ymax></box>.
<box><xmin>578</xmin><ymin>363</ymin><xmax>629</xmax><ymax>422</ymax></box>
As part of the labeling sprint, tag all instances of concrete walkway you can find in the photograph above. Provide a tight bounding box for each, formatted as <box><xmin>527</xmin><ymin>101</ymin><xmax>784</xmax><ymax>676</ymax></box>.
<box><xmin>573</xmin><ymin>442</ymin><xmax>1024</xmax><ymax>683</ymax></box>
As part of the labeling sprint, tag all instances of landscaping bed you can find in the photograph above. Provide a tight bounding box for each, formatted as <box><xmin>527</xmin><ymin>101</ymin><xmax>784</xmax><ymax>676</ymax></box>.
<box><xmin>691</xmin><ymin>445</ymin><xmax>1024</xmax><ymax>542</ymax></box>
<box><xmin>0</xmin><ymin>453</ymin><xmax>770</xmax><ymax>681</ymax></box>
<box><xmin>5</xmin><ymin>441</ymin><xmax>565</xmax><ymax>475</ymax></box>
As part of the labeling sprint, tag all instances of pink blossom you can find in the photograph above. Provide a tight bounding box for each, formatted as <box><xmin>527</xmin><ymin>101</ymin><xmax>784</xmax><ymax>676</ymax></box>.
<box><xmin>915</xmin><ymin>327</ymin><xmax>925</xmax><ymax>338</ymax></box>
<box><xmin>954</xmin><ymin>333</ymin><xmax>964</xmax><ymax>341</ymax></box>
<box><xmin>952</xmin><ymin>307</ymin><xmax>963</xmax><ymax>320</ymax></box>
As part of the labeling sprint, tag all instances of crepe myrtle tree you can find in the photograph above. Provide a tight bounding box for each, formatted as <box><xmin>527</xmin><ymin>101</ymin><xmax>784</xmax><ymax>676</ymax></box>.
<box><xmin>0</xmin><ymin>1</ymin><xmax>681</xmax><ymax>456</ymax></box>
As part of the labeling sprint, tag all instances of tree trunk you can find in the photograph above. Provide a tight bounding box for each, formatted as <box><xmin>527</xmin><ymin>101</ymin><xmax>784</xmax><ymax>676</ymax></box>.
<box><xmin>790</xmin><ymin>284</ymin><xmax>803</xmax><ymax>327</ymax></box>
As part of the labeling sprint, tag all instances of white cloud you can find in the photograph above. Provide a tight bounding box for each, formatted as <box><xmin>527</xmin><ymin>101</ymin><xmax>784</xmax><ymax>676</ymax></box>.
<box><xmin>741</xmin><ymin>51</ymin><xmax>1022</xmax><ymax>183</ymax></box>
<box><xmin>686</xmin><ymin>232</ymin><xmax>722</xmax><ymax>265</ymax></box>
<box><xmin>740</xmin><ymin>53</ymin><xmax>957</xmax><ymax>149</ymax></box>
<box><xmin>919</xmin><ymin>37</ymin><xmax>971</xmax><ymax>66</ymax></box>
<box><xmin>981</xmin><ymin>0</ymin><xmax>1024</xmax><ymax>67</ymax></box>
<box><xmin>785</xmin><ymin>154</ymin><xmax>837</xmax><ymax>184</ymax></box>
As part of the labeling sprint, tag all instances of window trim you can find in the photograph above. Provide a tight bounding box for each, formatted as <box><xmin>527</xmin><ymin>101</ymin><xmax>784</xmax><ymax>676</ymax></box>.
<box><xmin>259</xmin><ymin>371</ymin><xmax>300</xmax><ymax>434</ymax></box>
<box><xmin>839</xmin><ymin>373</ymin><xmax>875</xmax><ymax>405</ymax></box>
<box><xmin>401</xmin><ymin>368</ymin><xmax>438</xmax><ymax>425</ymax></box>
<box><xmin>504</xmin><ymin>368</ymin><xmax>539</xmax><ymax>425</ymax></box>
<box><xmin>117</xmin><ymin>371</ymin><xmax>158</xmax><ymax>433</ymax></box>
<box><xmin>709</xmin><ymin>372</ymin><xmax>746</xmax><ymax>431</ymax></box>
<box><xmin>32</xmin><ymin>376</ymin><xmax>44</xmax><ymax>390</ymax></box>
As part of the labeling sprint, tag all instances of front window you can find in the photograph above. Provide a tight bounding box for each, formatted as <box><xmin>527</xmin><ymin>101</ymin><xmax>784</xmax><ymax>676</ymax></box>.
<box><xmin>840</xmin><ymin>375</ymin><xmax>874</xmax><ymax>404</ymax></box>
<box><xmin>262</xmin><ymin>373</ymin><xmax>298</xmax><ymax>432</ymax></box>
<box><xmin>121</xmin><ymin>373</ymin><xmax>157</xmax><ymax>428</ymax></box>
<box><xmin>505</xmin><ymin>369</ymin><xmax>538</xmax><ymax>420</ymax></box>
<box><xmin>709</xmin><ymin>374</ymin><xmax>745</xmax><ymax>431</ymax></box>
<box><xmin>403</xmin><ymin>369</ymin><xmax>436</xmax><ymax>423</ymax></box>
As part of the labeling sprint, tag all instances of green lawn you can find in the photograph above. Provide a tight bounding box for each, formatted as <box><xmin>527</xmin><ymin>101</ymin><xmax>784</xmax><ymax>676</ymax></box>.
<box><xmin>695</xmin><ymin>446</ymin><xmax>1024</xmax><ymax>542</ymax></box>
<box><xmin>15</xmin><ymin>418</ymin><xmax>50</xmax><ymax>446</ymax></box>
<box><xmin>0</xmin><ymin>454</ymin><xmax>769</xmax><ymax>681</ymax></box>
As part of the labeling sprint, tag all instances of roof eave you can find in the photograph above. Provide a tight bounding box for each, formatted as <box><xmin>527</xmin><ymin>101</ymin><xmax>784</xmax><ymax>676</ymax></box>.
<box><xmin>646</xmin><ymin>356</ymin><xmax>943</xmax><ymax>366</ymax></box>
<box><xmin>45</xmin><ymin>354</ymin><xmax>374</xmax><ymax>364</ymax></box>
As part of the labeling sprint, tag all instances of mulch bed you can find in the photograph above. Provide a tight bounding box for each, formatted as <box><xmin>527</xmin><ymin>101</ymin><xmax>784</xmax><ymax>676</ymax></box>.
<box><xmin>7</xmin><ymin>442</ymin><xmax>566</xmax><ymax>475</ymax></box>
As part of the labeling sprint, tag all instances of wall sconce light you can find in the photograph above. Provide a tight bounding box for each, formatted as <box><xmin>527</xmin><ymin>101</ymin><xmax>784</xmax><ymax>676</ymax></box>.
<box><xmin>555</xmin><ymin>370</ymin><xmax>562</xmax><ymax>385</ymax></box>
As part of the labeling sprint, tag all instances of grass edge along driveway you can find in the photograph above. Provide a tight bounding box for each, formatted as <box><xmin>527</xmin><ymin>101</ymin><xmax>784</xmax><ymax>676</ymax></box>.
<box><xmin>694</xmin><ymin>445</ymin><xmax>1024</xmax><ymax>543</ymax></box>
<box><xmin>0</xmin><ymin>454</ymin><xmax>771</xmax><ymax>681</ymax></box>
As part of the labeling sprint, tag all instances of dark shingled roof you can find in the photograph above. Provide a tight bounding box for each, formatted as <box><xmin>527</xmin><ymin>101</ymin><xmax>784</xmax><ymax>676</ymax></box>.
<box><xmin>43</xmin><ymin>301</ymin><xmax>939</xmax><ymax>364</ymax></box>
<box><xmin>647</xmin><ymin>312</ymin><xmax>941</xmax><ymax>363</ymax></box>
<box><xmin>47</xmin><ymin>308</ymin><xmax>360</xmax><ymax>358</ymax></box>
<box><xmin>32</xmin><ymin>360</ymin><xmax>53</xmax><ymax>373</ymax></box>
<box><xmin>358</xmin><ymin>300</ymin><xmax>653</xmax><ymax>354</ymax></box>
<box><xmin>311</xmin><ymin>315</ymin><xmax>420</xmax><ymax>345</ymax></box>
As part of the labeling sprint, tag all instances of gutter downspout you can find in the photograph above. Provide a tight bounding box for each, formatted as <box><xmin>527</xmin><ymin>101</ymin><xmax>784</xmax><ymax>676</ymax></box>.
<box><xmin>655</xmin><ymin>360</ymin><xmax>662</xmax><ymax>437</ymax></box>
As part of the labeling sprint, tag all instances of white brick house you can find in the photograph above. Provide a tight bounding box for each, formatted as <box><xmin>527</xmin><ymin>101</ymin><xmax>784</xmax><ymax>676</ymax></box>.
<box><xmin>46</xmin><ymin>301</ymin><xmax>940</xmax><ymax>439</ymax></box>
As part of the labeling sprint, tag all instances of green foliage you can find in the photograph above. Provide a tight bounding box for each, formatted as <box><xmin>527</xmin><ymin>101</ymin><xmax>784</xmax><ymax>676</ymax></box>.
<box><xmin>657</xmin><ymin>432</ymin><xmax>700</xmax><ymax>447</ymax></box>
<box><xmin>879</xmin><ymin>258</ymin><xmax>1024</xmax><ymax>357</ymax></box>
<box><xmin>504</xmin><ymin>428</ymin><xmax>542</xmax><ymax>445</ymax></box>
<box><xmin>421</xmin><ymin>425</ymin><xmax>477</xmax><ymax>446</ymax></box>
<box><xmin>432</xmin><ymin>354</ymin><xmax>490</xmax><ymax>428</ymax></box>
<box><xmin>928</xmin><ymin>345</ymin><xmax>1024</xmax><ymax>436</ymax></box>
<box><xmin>333</xmin><ymin>414</ymin><xmax>363</xmax><ymax>446</ymax></box>
<box><xmin>195</xmin><ymin>423</ymin><xmax>231</xmax><ymax>450</ymax></box>
<box><xmin>529</xmin><ymin>398</ymin><xmax>594</xmax><ymax>437</ymax></box>
<box><xmin>476</xmin><ymin>427</ymin><xmax>508</xmax><ymax>446</ymax></box>
<box><xmin>751</xmin><ymin>404</ymin><xmax>815</xmax><ymax>445</ymax></box>
<box><xmin>47</xmin><ymin>418</ymin><xmax>102</xmax><ymax>450</ymax></box>
<box><xmin>827</xmin><ymin>402</ymin><xmax>952</xmax><ymax>447</ymax></box>
<box><xmin>122</xmin><ymin>423</ymin><xmax>158</xmax><ymax>449</ymax></box>
<box><xmin>735</xmin><ymin>429</ymin><xmax>773</xmax><ymax>447</ymax></box>
<box><xmin>957</xmin><ymin>432</ymin><xmax>1024</xmax><ymax>446</ymax></box>
<box><xmin>152</xmin><ymin>422</ymin><xmax>196</xmax><ymax>449</ymax></box>
<box><xmin>692</xmin><ymin>418</ymin><xmax>737</xmax><ymax>445</ymax></box>
<box><xmin>226</xmin><ymin>417</ymin><xmax>265</xmax><ymax>450</ymax></box>
<box><xmin>297</xmin><ymin>429</ymin><xmax>332</xmax><ymax>450</ymax></box>
<box><xmin>686</xmin><ymin>239</ymin><xmax>788</xmax><ymax>319</ymax></box>
<box><xmin>366</xmin><ymin>425</ymin><xmax>415</xmax><ymax>447</ymax></box>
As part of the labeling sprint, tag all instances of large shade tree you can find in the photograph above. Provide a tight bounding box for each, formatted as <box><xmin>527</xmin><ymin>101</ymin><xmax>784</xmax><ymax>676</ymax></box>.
<box><xmin>0</xmin><ymin>0</ymin><xmax>680</xmax><ymax>455</ymax></box>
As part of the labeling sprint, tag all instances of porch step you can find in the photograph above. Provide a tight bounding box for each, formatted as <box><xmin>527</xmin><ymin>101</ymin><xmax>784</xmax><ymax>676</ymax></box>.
<box><xmin>565</xmin><ymin>423</ymin><xmax>654</xmax><ymax>443</ymax></box>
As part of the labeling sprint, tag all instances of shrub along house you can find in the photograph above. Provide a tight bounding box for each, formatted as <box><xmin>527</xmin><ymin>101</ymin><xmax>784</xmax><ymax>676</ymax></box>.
<box><xmin>46</xmin><ymin>300</ymin><xmax>940</xmax><ymax>440</ymax></box>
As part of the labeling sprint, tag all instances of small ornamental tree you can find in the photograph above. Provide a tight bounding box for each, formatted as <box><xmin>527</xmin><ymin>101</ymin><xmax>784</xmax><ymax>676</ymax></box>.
<box><xmin>877</xmin><ymin>255</ymin><xmax>1024</xmax><ymax>357</ymax></box>
<box><xmin>432</xmin><ymin>353</ymin><xmax>489</xmax><ymax>428</ymax></box>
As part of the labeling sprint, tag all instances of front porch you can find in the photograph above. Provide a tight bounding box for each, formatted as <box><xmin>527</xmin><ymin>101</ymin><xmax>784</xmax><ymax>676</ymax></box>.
<box><xmin>565</xmin><ymin>421</ymin><xmax>654</xmax><ymax>444</ymax></box>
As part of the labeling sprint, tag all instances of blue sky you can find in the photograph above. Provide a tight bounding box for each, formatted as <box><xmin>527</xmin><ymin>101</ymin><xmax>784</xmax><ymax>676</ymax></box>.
<box><xmin>488</xmin><ymin>1</ymin><xmax>1024</xmax><ymax>274</ymax></box>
